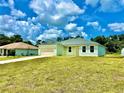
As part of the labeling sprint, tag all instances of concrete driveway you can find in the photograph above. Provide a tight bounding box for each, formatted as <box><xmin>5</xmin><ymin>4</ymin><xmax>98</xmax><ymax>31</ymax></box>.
<box><xmin>0</xmin><ymin>55</ymin><xmax>53</xmax><ymax>64</ymax></box>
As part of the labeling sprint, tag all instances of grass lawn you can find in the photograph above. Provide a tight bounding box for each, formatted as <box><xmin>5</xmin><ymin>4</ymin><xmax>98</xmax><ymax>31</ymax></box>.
<box><xmin>0</xmin><ymin>56</ymin><xmax>124</xmax><ymax>93</ymax></box>
<box><xmin>0</xmin><ymin>56</ymin><xmax>25</xmax><ymax>61</ymax></box>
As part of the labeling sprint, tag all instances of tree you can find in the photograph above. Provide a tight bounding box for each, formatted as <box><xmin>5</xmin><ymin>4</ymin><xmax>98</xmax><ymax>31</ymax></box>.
<box><xmin>57</xmin><ymin>37</ymin><xmax>63</xmax><ymax>41</ymax></box>
<box><xmin>23</xmin><ymin>41</ymin><xmax>33</xmax><ymax>45</ymax></box>
<box><xmin>36</xmin><ymin>40</ymin><xmax>42</xmax><ymax>46</ymax></box>
<box><xmin>91</xmin><ymin>34</ymin><xmax>124</xmax><ymax>53</ymax></box>
<box><xmin>0</xmin><ymin>34</ymin><xmax>24</xmax><ymax>46</ymax></box>
<box><xmin>10</xmin><ymin>35</ymin><xmax>23</xmax><ymax>43</ymax></box>
<box><xmin>0</xmin><ymin>34</ymin><xmax>10</xmax><ymax>46</ymax></box>
<box><xmin>92</xmin><ymin>36</ymin><xmax>107</xmax><ymax>45</ymax></box>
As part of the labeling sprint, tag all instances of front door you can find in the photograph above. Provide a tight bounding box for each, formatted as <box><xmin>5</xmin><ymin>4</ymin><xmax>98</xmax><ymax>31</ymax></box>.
<box><xmin>76</xmin><ymin>47</ymin><xmax>79</xmax><ymax>56</ymax></box>
<box><xmin>66</xmin><ymin>46</ymin><xmax>79</xmax><ymax>56</ymax></box>
<box><xmin>67</xmin><ymin>46</ymin><xmax>73</xmax><ymax>56</ymax></box>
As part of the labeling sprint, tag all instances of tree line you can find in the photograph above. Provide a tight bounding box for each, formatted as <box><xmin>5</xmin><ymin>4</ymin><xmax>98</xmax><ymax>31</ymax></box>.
<box><xmin>0</xmin><ymin>34</ymin><xmax>32</xmax><ymax>46</ymax></box>
<box><xmin>91</xmin><ymin>34</ymin><xmax>124</xmax><ymax>53</ymax></box>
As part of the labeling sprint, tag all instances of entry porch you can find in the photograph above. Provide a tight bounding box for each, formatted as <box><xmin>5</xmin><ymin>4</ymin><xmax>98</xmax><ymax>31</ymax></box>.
<box><xmin>0</xmin><ymin>49</ymin><xmax>15</xmax><ymax>56</ymax></box>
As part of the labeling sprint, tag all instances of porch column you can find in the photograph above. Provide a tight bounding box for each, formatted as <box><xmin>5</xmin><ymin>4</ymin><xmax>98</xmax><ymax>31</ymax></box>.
<box><xmin>0</xmin><ymin>49</ymin><xmax>1</xmax><ymax>56</ymax></box>
<box><xmin>2</xmin><ymin>49</ymin><xmax>4</xmax><ymax>56</ymax></box>
<box><xmin>6</xmin><ymin>49</ymin><xmax>8</xmax><ymax>56</ymax></box>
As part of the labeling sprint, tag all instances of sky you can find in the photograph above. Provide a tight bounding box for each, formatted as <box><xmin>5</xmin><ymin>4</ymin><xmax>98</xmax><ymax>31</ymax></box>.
<box><xmin>0</xmin><ymin>0</ymin><xmax>124</xmax><ymax>43</ymax></box>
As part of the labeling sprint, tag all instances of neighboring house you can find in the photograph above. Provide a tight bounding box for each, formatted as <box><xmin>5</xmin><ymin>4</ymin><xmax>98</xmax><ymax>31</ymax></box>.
<box><xmin>39</xmin><ymin>38</ymin><xmax>106</xmax><ymax>56</ymax></box>
<box><xmin>121</xmin><ymin>48</ymin><xmax>124</xmax><ymax>56</ymax></box>
<box><xmin>0</xmin><ymin>42</ymin><xmax>38</xmax><ymax>56</ymax></box>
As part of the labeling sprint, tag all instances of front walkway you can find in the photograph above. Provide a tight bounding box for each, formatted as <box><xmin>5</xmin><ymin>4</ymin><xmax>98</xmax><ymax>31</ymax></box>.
<box><xmin>0</xmin><ymin>55</ymin><xmax>53</xmax><ymax>64</ymax></box>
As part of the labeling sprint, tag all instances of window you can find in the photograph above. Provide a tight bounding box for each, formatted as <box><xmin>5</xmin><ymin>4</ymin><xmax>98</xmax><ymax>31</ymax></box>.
<box><xmin>68</xmin><ymin>47</ymin><xmax>72</xmax><ymax>52</ymax></box>
<box><xmin>82</xmin><ymin>46</ymin><xmax>86</xmax><ymax>52</ymax></box>
<box><xmin>90</xmin><ymin>46</ymin><xmax>94</xmax><ymax>53</ymax></box>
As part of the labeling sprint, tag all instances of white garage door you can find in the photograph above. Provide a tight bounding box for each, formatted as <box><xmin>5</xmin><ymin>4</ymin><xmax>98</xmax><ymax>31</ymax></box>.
<box><xmin>39</xmin><ymin>45</ymin><xmax>56</xmax><ymax>56</ymax></box>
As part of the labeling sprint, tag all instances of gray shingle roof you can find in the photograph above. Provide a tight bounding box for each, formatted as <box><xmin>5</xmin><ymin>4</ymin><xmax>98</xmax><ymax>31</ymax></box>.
<box><xmin>58</xmin><ymin>38</ymin><xmax>104</xmax><ymax>47</ymax></box>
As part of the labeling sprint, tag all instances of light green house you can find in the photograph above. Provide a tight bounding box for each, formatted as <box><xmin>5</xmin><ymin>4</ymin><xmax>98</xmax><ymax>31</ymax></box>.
<box><xmin>39</xmin><ymin>38</ymin><xmax>106</xmax><ymax>56</ymax></box>
<box><xmin>0</xmin><ymin>42</ymin><xmax>38</xmax><ymax>56</ymax></box>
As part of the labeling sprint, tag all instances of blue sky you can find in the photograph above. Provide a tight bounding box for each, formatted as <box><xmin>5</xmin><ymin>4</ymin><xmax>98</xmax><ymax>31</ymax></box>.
<box><xmin>0</xmin><ymin>0</ymin><xmax>124</xmax><ymax>43</ymax></box>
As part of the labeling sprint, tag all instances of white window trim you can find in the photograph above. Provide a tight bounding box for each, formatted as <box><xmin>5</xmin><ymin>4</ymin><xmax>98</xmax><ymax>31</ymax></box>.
<box><xmin>90</xmin><ymin>46</ymin><xmax>94</xmax><ymax>53</ymax></box>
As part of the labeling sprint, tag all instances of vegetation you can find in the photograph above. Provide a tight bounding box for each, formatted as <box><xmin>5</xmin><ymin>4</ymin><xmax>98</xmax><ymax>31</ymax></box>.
<box><xmin>0</xmin><ymin>34</ymin><xmax>33</xmax><ymax>46</ymax></box>
<box><xmin>0</xmin><ymin>56</ymin><xmax>124</xmax><ymax>93</ymax></box>
<box><xmin>91</xmin><ymin>34</ymin><xmax>124</xmax><ymax>53</ymax></box>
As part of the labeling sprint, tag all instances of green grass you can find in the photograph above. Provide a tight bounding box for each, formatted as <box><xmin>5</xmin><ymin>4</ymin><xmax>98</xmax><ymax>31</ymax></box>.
<box><xmin>105</xmin><ymin>53</ymin><xmax>121</xmax><ymax>57</ymax></box>
<box><xmin>0</xmin><ymin>56</ymin><xmax>24</xmax><ymax>61</ymax></box>
<box><xmin>0</xmin><ymin>56</ymin><xmax>124</xmax><ymax>93</ymax></box>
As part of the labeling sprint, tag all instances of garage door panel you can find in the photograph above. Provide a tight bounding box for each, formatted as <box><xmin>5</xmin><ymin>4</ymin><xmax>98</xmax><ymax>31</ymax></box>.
<box><xmin>39</xmin><ymin>45</ymin><xmax>56</xmax><ymax>56</ymax></box>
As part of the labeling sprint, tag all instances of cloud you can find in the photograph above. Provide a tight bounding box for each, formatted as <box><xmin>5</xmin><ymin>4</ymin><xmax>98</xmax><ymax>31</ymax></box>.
<box><xmin>85</xmin><ymin>0</ymin><xmax>124</xmax><ymax>12</ymax></box>
<box><xmin>9</xmin><ymin>0</ymin><xmax>26</xmax><ymax>18</ymax></box>
<box><xmin>64</xmin><ymin>23</ymin><xmax>87</xmax><ymax>38</ymax></box>
<box><xmin>87</xmin><ymin>21</ymin><xmax>99</xmax><ymax>27</ymax></box>
<box><xmin>30</xmin><ymin>0</ymin><xmax>84</xmax><ymax>26</ymax></box>
<box><xmin>64</xmin><ymin>23</ymin><xmax>77</xmax><ymax>31</ymax></box>
<box><xmin>77</xmin><ymin>27</ymin><xmax>84</xmax><ymax>31</ymax></box>
<box><xmin>37</xmin><ymin>28</ymin><xmax>63</xmax><ymax>41</ymax></box>
<box><xmin>0</xmin><ymin>0</ymin><xmax>8</xmax><ymax>7</ymax></box>
<box><xmin>81</xmin><ymin>32</ymin><xmax>88</xmax><ymax>37</ymax></box>
<box><xmin>11</xmin><ymin>9</ymin><xmax>26</xmax><ymax>18</ymax></box>
<box><xmin>65</xmin><ymin>23</ymin><xmax>84</xmax><ymax>31</ymax></box>
<box><xmin>0</xmin><ymin>0</ymin><xmax>26</xmax><ymax>18</ymax></box>
<box><xmin>101</xmin><ymin>28</ymin><xmax>106</xmax><ymax>32</ymax></box>
<box><xmin>87</xmin><ymin>21</ymin><xmax>101</xmax><ymax>31</ymax></box>
<box><xmin>108</xmin><ymin>23</ymin><xmax>124</xmax><ymax>32</ymax></box>
<box><xmin>99</xmin><ymin>0</ymin><xmax>123</xmax><ymax>12</ymax></box>
<box><xmin>0</xmin><ymin>0</ymin><xmax>14</xmax><ymax>7</ymax></box>
<box><xmin>0</xmin><ymin>15</ymin><xmax>42</xmax><ymax>42</ymax></box>
<box><xmin>8</xmin><ymin>0</ymin><xmax>14</xmax><ymax>9</ymax></box>
<box><xmin>85</xmin><ymin>0</ymin><xmax>99</xmax><ymax>7</ymax></box>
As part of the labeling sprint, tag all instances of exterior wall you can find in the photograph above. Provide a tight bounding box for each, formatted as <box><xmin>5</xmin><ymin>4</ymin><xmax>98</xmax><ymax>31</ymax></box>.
<box><xmin>57</xmin><ymin>44</ymin><xmax>65</xmax><ymax>56</ymax></box>
<box><xmin>79</xmin><ymin>45</ymin><xmax>98</xmax><ymax>56</ymax></box>
<box><xmin>41</xmin><ymin>44</ymin><xmax>106</xmax><ymax>57</ymax></box>
<box><xmin>57</xmin><ymin>44</ymin><xmax>105</xmax><ymax>56</ymax></box>
<box><xmin>98</xmin><ymin>46</ymin><xmax>106</xmax><ymax>56</ymax></box>
<box><xmin>15</xmin><ymin>49</ymin><xmax>38</xmax><ymax>56</ymax></box>
<box><xmin>65</xmin><ymin>46</ymin><xmax>79</xmax><ymax>56</ymax></box>
<box><xmin>57</xmin><ymin>44</ymin><xmax>79</xmax><ymax>56</ymax></box>
<box><xmin>38</xmin><ymin>45</ymin><xmax>56</xmax><ymax>56</ymax></box>
<box><xmin>121</xmin><ymin>48</ymin><xmax>124</xmax><ymax>56</ymax></box>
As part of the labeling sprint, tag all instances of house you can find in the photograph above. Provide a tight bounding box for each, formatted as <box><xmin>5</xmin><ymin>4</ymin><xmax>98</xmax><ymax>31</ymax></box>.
<box><xmin>39</xmin><ymin>38</ymin><xmax>106</xmax><ymax>56</ymax></box>
<box><xmin>0</xmin><ymin>42</ymin><xmax>38</xmax><ymax>56</ymax></box>
<box><xmin>121</xmin><ymin>48</ymin><xmax>124</xmax><ymax>56</ymax></box>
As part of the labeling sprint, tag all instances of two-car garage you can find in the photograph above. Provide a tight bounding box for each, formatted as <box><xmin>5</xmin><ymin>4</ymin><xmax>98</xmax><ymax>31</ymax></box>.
<box><xmin>38</xmin><ymin>44</ymin><xmax>57</xmax><ymax>56</ymax></box>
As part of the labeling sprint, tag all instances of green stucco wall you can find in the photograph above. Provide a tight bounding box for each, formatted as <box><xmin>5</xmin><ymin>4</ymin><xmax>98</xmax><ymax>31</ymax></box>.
<box><xmin>57</xmin><ymin>44</ymin><xmax>65</xmax><ymax>56</ymax></box>
<box><xmin>98</xmin><ymin>46</ymin><xmax>106</xmax><ymax>56</ymax></box>
<box><xmin>57</xmin><ymin>44</ymin><xmax>106</xmax><ymax>56</ymax></box>
<box><xmin>65</xmin><ymin>46</ymin><xmax>79</xmax><ymax>56</ymax></box>
<box><xmin>15</xmin><ymin>49</ymin><xmax>38</xmax><ymax>56</ymax></box>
